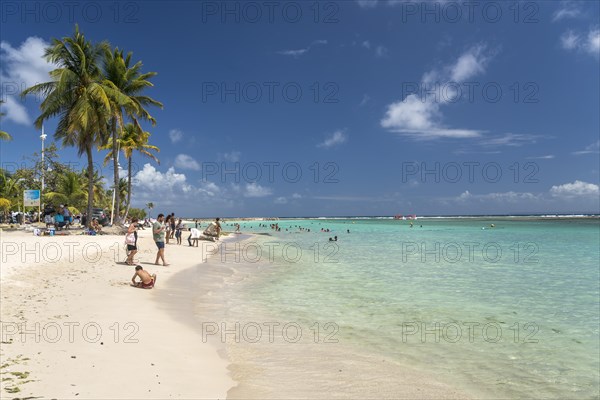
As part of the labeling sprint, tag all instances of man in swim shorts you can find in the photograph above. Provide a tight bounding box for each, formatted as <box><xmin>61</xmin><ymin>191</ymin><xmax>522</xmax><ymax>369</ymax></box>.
<box><xmin>153</xmin><ymin>214</ymin><xmax>169</xmax><ymax>266</ymax></box>
<box><xmin>131</xmin><ymin>265</ymin><xmax>157</xmax><ymax>289</ymax></box>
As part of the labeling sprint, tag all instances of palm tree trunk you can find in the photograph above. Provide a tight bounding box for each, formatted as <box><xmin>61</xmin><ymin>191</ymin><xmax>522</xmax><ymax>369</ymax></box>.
<box><xmin>86</xmin><ymin>143</ymin><xmax>94</xmax><ymax>229</ymax></box>
<box><xmin>111</xmin><ymin>117</ymin><xmax>121</xmax><ymax>225</ymax></box>
<box><xmin>124</xmin><ymin>156</ymin><xmax>133</xmax><ymax>220</ymax></box>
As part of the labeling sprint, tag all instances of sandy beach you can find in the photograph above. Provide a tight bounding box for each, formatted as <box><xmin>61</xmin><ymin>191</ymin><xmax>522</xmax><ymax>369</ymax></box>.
<box><xmin>0</xmin><ymin>227</ymin><xmax>233</xmax><ymax>399</ymax></box>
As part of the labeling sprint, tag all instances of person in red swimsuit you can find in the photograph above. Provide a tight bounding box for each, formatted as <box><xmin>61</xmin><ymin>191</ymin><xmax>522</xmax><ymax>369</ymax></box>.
<box><xmin>131</xmin><ymin>266</ymin><xmax>157</xmax><ymax>289</ymax></box>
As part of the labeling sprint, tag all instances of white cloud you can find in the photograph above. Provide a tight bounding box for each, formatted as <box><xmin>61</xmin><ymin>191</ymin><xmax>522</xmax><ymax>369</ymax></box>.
<box><xmin>382</xmin><ymin>95</ymin><xmax>439</xmax><ymax>131</ymax></box>
<box><xmin>292</xmin><ymin>193</ymin><xmax>302</xmax><ymax>199</ymax></box>
<box><xmin>278</xmin><ymin>40</ymin><xmax>327</xmax><ymax>58</ymax></box>
<box><xmin>0</xmin><ymin>95</ymin><xmax>30</xmax><ymax>125</ymax></box>
<box><xmin>375</xmin><ymin>45</ymin><xmax>389</xmax><ymax>58</ymax></box>
<box><xmin>560</xmin><ymin>28</ymin><xmax>600</xmax><ymax>58</ymax></box>
<box><xmin>317</xmin><ymin>129</ymin><xmax>348</xmax><ymax>148</ymax></box>
<box><xmin>222</xmin><ymin>151</ymin><xmax>241</xmax><ymax>162</ymax></box>
<box><xmin>129</xmin><ymin>164</ymin><xmax>240</xmax><ymax>212</ymax></box>
<box><xmin>561</xmin><ymin>30</ymin><xmax>580</xmax><ymax>50</ymax></box>
<box><xmin>362</xmin><ymin>41</ymin><xmax>371</xmax><ymax>49</ymax></box>
<box><xmin>381</xmin><ymin>45</ymin><xmax>491</xmax><ymax>139</ymax></box>
<box><xmin>134</xmin><ymin>164</ymin><xmax>192</xmax><ymax>193</ymax></box>
<box><xmin>550</xmin><ymin>181</ymin><xmax>599</xmax><ymax>198</ymax></box>
<box><xmin>449</xmin><ymin>44</ymin><xmax>490</xmax><ymax>82</ymax></box>
<box><xmin>244</xmin><ymin>182</ymin><xmax>272</xmax><ymax>198</ymax></box>
<box><xmin>169</xmin><ymin>129</ymin><xmax>183</xmax><ymax>143</ymax></box>
<box><xmin>1</xmin><ymin>37</ymin><xmax>55</xmax><ymax>126</ymax></box>
<box><xmin>586</xmin><ymin>28</ymin><xmax>600</xmax><ymax>55</ymax></box>
<box><xmin>573</xmin><ymin>140</ymin><xmax>600</xmax><ymax>155</ymax></box>
<box><xmin>526</xmin><ymin>155</ymin><xmax>555</xmax><ymax>160</ymax></box>
<box><xmin>455</xmin><ymin>190</ymin><xmax>541</xmax><ymax>203</ymax></box>
<box><xmin>274</xmin><ymin>197</ymin><xmax>288</xmax><ymax>204</ymax></box>
<box><xmin>453</xmin><ymin>181</ymin><xmax>599</xmax><ymax>208</ymax></box>
<box><xmin>356</xmin><ymin>0</ymin><xmax>378</xmax><ymax>8</ymax></box>
<box><xmin>480</xmin><ymin>133</ymin><xmax>541</xmax><ymax>147</ymax></box>
<box><xmin>174</xmin><ymin>154</ymin><xmax>200</xmax><ymax>171</ymax></box>
<box><xmin>552</xmin><ymin>2</ymin><xmax>582</xmax><ymax>22</ymax></box>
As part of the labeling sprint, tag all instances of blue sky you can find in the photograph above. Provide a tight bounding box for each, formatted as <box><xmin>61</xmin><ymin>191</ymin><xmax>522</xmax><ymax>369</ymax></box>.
<box><xmin>1</xmin><ymin>0</ymin><xmax>599</xmax><ymax>217</ymax></box>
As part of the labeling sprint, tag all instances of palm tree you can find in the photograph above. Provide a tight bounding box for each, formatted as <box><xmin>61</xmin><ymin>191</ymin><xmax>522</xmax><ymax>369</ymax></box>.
<box><xmin>146</xmin><ymin>202</ymin><xmax>154</xmax><ymax>218</ymax></box>
<box><xmin>0</xmin><ymin>170</ymin><xmax>21</xmax><ymax>220</ymax></box>
<box><xmin>22</xmin><ymin>25</ymin><xmax>131</xmax><ymax>227</ymax></box>
<box><xmin>45</xmin><ymin>170</ymin><xmax>86</xmax><ymax>209</ymax></box>
<box><xmin>102</xmin><ymin>123</ymin><xmax>159</xmax><ymax>220</ymax></box>
<box><xmin>79</xmin><ymin>168</ymin><xmax>106</xmax><ymax>206</ymax></box>
<box><xmin>116</xmin><ymin>178</ymin><xmax>128</xmax><ymax>210</ymax></box>
<box><xmin>0</xmin><ymin>100</ymin><xmax>13</xmax><ymax>141</ymax></box>
<box><xmin>103</xmin><ymin>48</ymin><xmax>162</xmax><ymax>225</ymax></box>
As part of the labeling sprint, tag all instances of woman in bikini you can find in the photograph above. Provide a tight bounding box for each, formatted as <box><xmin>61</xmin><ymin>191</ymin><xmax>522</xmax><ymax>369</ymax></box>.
<box><xmin>125</xmin><ymin>218</ymin><xmax>139</xmax><ymax>265</ymax></box>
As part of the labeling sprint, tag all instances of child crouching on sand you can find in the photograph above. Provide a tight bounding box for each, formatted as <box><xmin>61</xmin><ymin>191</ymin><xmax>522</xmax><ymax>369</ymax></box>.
<box><xmin>131</xmin><ymin>265</ymin><xmax>157</xmax><ymax>289</ymax></box>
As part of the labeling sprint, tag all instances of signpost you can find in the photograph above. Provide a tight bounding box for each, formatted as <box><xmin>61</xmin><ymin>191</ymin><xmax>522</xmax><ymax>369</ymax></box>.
<box><xmin>24</xmin><ymin>190</ymin><xmax>41</xmax><ymax>224</ymax></box>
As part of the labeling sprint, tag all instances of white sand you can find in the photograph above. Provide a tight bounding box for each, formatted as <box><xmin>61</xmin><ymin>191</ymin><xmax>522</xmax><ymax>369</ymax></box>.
<box><xmin>0</xmin><ymin>227</ymin><xmax>234</xmax><ymax>398</ymax></box>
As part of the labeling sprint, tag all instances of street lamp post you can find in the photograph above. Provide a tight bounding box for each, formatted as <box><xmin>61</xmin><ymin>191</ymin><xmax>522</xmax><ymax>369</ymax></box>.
<box><xmin>110</xmin><ymin>153</ymin><xmax>120</xmax><ymax>226</ymax></box>
<box><xmin>40</xmin><ymin>127</ymin><xmax>47</xmax><ymax>223</ymax></box>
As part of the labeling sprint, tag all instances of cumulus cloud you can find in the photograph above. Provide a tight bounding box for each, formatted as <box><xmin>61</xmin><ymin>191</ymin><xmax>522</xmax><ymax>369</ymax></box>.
<box><xmin>0</xmin><ymin>96</ymin><xmax>30</xmax><ymax>125</ymax></box>
<box><xmin>317</xmin><ymin>129</ymin><xmax>348</xmax><ymax>148</ymax></box>
<box><xmin>560</xmin><ymin>28</ymin><xmax>600</xmax><ymax>58</ymax></box>
<box><xmin>381</xmin><ymin>45</ymin><xmax>492</xmax><ymax>139</ymax></box>
<box><xmin>550</xmin><ymin>181</ymin><xmax>599</xmax><ymax>198</ymax></box>
<box><xmin>274</xmin><ymin>197</ymin><xmax>288</xmax><ymax>204</ymax></box>
<box><xmin>244</xmin><ymin>182</ymin><xmax>273</xmax><ymax>198</ymax></box>
<box><xmin>452</xmin><ymin>180</ymin><xmax>599</xmax><ymax>209</ymax></box>
<box><xmin>1</xmin><ymin>37</ymin><xmax>55</xmax><ymax>125</ymax></box>
<box><xmin>169</xmin><ymin>129</ymin><xmax>183</xmax><ymax>143</ymax></box>
<box><xmin>174</xmin><ymin>154</ymin><xmax>200</xmax><ymax>171</ymax></box>
<box><xmin>449</xmin><ymin>45</ymin><xmax>490</xmax><ymax>82</ymax></box>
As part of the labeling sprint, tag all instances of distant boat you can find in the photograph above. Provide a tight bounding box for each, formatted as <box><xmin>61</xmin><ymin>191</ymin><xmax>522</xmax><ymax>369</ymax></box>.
<box><xmin>394</xmin><ymin>214</ymin><xmax>417</xmax><ymax>220</ymax></box>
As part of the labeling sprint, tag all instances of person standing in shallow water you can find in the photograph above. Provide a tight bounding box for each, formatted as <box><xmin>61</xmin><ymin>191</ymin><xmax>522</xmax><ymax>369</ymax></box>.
<box><xmin>153</xmin><ymin>214</ymin><xmax>169</xmax><ymax>266</ymax></box>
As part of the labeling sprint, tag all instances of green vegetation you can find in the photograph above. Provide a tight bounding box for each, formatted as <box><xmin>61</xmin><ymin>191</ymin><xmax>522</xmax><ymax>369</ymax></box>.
<box><xmin>2</xmin><ymin>25</ymin><xmax>162</xmax><ymax>224</ymax></box>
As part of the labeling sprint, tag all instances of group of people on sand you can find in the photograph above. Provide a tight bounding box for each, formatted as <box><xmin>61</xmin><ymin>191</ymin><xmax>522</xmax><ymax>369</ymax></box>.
<box><xmin>125</xmin><ymin>214</ymin><xmax>224</xmax><ymax>289</ymax></box>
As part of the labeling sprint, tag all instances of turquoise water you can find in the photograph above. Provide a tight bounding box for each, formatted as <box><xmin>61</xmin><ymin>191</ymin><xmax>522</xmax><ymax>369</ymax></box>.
<box><xmin>222</xmin><ymin>218</ymin><xmax>600</xmax><ymax>398</ymax></box>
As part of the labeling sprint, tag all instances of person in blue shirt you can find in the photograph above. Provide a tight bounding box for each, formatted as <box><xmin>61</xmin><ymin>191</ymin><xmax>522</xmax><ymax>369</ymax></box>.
<box><xmin>54</xmin><ymin>213</ymin><xmax>66</xmax><ymax>229</ymax></box>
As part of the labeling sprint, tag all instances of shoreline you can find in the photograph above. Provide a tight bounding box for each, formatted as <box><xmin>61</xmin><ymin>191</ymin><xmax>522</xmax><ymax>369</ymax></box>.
<box><xmin>0</xmin><ymin>228</ymin><xmax>234</xmax><ymax>398</ymax></box>
<box><xmin>165</xmin><ymin>233</ymin><xmax>475</xmax><ymax>399</ymax></box>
